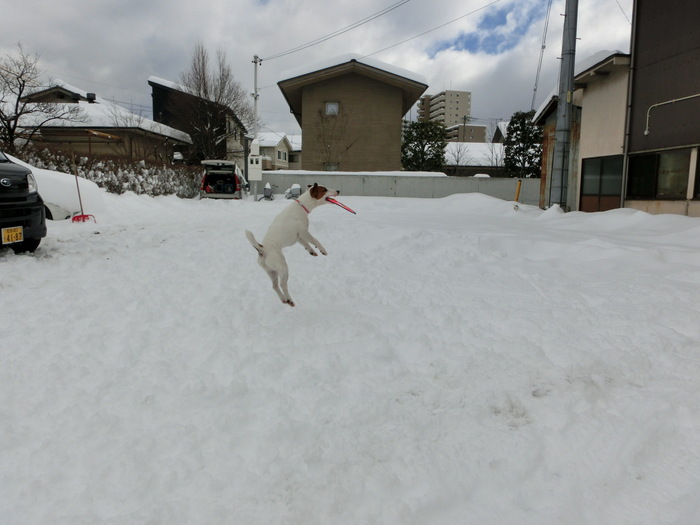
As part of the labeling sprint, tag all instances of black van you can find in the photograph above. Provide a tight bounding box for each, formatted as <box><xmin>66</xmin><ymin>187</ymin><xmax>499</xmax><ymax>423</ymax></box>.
<box><xmin>0</xmin><ymin>151</ymin><xmax>46</xmax><ymax>253</ymax></box>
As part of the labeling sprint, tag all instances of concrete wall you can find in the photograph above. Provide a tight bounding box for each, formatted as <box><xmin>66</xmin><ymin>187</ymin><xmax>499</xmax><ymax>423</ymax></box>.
<box><xmin>258</xmin><ymin>171</ymin><xmax>540</xmax><ymax>205</ymax></box>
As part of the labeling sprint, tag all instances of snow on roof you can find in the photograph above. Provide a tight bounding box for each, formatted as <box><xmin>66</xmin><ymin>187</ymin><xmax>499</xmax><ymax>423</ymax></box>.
<box><xmin>445</xmin><ymin>142</ymin><xmax>504</xmax><ymax>167</ymax></box>
<box><xmin>495</xmin><ymin>121</ymin><xmax>509</xmax><ymax>139</ymax></box>
<box><xmin>533</xmin><ymin>50</ymin><xmax>627</xmax><ymax>123</ymax></box>
<box><xmin>33</xmin><ymin>80</ymin><xmax>191</xmax><ymax>143</ymax></box>
<box><xmin>257</xmin><ymin>132</ymin><xmax>289</xmax><ymax>148</ymax></box>
<box><xmin>279</xmin><ymin>53</ymin><xmax>428</xmax><ymax>86</ymax></box>
<box><xmin>287</xmin><ymin>134</ymin><xmax>302</xmax><ymax>151</ymax></box>
<box><xmin>147</xmin><ymin>75</ymin><xmax>182</xmax><ymax>91</ymax></box>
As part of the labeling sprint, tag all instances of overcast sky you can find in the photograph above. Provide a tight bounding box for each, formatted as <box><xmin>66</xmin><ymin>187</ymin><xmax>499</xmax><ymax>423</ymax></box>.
<box><xmin>4</xmin><ymin>0</ymin><xmax>633</xmax><ymax>137</ymax></box>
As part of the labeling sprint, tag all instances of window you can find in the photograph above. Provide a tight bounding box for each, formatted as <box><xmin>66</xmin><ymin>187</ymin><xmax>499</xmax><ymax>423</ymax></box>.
<box><xmin>277</xmin><ymin>151</ymin><xmax>282</xmax><ymax>160</ymax></box>
<box><xmin>325</xmin><ymin>102</ymin><xmax>339</xmax><ymax>116</ymax></box>
<box><xmin>581</xmin><ymin>155</ymin><xmax>623</xmax><ymax>212</ymax></box>
<box><xmin>627</xmin><ymin>149</ymin><xmax>690</xmax><ymax>199</ymax></box>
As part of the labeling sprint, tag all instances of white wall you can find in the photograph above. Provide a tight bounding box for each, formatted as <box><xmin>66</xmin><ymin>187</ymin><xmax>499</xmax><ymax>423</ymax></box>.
<box><xmin>260</xmin><ymin>171</ymin><xmax>540</xmax><ymax>205</ymax></box>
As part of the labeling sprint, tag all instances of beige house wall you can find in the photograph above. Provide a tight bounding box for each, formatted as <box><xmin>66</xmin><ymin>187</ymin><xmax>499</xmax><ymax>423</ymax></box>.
<box><xmin>300</xmin><ymin>74</ymin><xmax>404</xmax><ymax>171</ymax></box>
<box><xmin>578</xmin><ymin>70</ymin><xmax>628</xmax><ymax>160</ymax></box>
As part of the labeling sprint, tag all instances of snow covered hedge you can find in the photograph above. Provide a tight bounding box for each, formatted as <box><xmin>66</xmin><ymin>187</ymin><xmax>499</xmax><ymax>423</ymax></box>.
<box><xmin>18</xmin><ymin>148</ymin><xmax>201</xmax><ymax>198</ymax></box>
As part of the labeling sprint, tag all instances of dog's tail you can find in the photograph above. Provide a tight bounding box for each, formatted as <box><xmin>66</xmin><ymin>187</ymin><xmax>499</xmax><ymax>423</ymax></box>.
<box><xmin>245</xmin><ymin>229</ymin><xmax>265</xmax><ymax>257</ymax></box>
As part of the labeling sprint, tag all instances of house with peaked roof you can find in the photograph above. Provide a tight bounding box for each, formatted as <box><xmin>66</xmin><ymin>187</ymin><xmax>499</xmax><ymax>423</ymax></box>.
<box><xmin>257</xmin><ymin>132</ymin><xmax>292</xmax><ymax>170</ymax></box>
<box><xmin>148</xmin><ymin>76</ymin><xmax>248</xmax><ymax>167</ymax></box>
<box><xmin>535</xmin><ymin>0</ymin><xmax>700</xmax><ymax>216</ymax></box>
<box><xmin>491</xmin><ymin>121</ymin><xmax>509</xmax><ymax>143</ymax></box>
<box><xmin>277</xmin><ymin>54</ymin><xmax>428</xmax><ymax>171</ymax></box>
<box><xmin>535</xmin><ymin>50</ymin><xmax>629</xmax><ymax>211</ymax></box>
<box><xmin>20</xmin><ymin>81</ymin><xmax>191</xmax><ymax>163</ymax></box>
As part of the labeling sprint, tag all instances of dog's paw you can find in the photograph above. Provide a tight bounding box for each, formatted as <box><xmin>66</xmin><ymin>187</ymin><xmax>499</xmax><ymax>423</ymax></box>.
<box><xmin>285</xmin><ymin>299</ymin><xmax>295</xmax><ymax>307</ymax></box>
<box><xmin>309</xmin><ymin>251</ymin><xmax>318</xmax><ymax>257</ymax></box>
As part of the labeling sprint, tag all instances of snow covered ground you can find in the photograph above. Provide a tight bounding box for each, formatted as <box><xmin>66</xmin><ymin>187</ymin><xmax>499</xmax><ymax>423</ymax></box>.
<box><xmin>2</xmin><ymin>190</ymin><xmax>700</xmax><ymax>524</ymax></box>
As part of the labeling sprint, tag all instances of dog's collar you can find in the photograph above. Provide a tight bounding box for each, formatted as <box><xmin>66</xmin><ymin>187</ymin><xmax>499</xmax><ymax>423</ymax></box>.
<box><xmin>295</xmin><ymin>199</ymin><xmax>310</xmax><ymax>214</ymax></box>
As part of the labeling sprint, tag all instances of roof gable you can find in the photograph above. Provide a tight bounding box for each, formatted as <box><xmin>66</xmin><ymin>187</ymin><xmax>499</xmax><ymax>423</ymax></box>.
<box><xmin>22</xmin><ymin>80</ymin><xmax>191</xmax><ymax>143</ymax></box>
<box><xmin>278</xmin><ymin>54</ymin><xmax>428</xmax><ymax>125</ymax></box>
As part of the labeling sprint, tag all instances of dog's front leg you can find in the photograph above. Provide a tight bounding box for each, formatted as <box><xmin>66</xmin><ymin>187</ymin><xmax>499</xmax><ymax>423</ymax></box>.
<box><xmin>299</xmin><ymin>231</ymin><xmax>327</xmax><ymax>256</ymax></box>
<box><xmin>297</xmin><ymin>236</ymin><xmax>318</xmax><ymax>256</ymax></box>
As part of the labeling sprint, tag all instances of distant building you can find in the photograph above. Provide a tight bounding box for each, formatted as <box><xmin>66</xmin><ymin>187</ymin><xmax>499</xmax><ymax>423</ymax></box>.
<box><xmin>444</xmin><ymin>141</ymin><xmax>505</xmax><ymax>177</ymax></box>
<box><xmin>491</xmin><ymin>121</ymin><xmax>509</xmax><ymax>143</ymax></box>
<box><xmin>418</xmin><ymin>90</ymin><xmax>472</xmax><ymax>127</ymax></box>
<box><xmin>20</xmin><ymin>81</ymin><xmax>191</xmax><ymax>163</ymax></box>
<box><xmin>445</xmin><ymin>123</ymin><xmax>487</xmax><ymax>143</ymax></box>
<box><xmin>418</xmin><ymin>90</ymin><xmax>480</xmax><ymax>142</ymax></box>
<box><xmin>278</xmin><ymin>54</ymin><xmax>427</xmax><ymax>171</ymax></box>
<box><xmin>287</xmin><ymin>135</ymin><xmax>302</xmax><ymax>169</ymax></box>
<box><xmin>257</xmin><ymin>132</ymin><xmax>292</xmax><ymax>170</ymax></box>
<box><xmin>148</xmin><ymin>76</ymin><xmax>247</xmax><ymax>166</ymax></box>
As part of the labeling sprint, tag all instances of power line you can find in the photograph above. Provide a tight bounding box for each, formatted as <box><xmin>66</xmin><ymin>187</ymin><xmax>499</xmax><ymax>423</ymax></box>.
<box><xmin>614</xmin><ymin>0</ymin><xmax>632</xmax><ymax>25</ymax></box>
<box><xmin>531</xmin><ymin>0</ymin><xmax>553</xmax><ymax>110</ymax></box>
<box><xmin>363</xmin><ymin>0</ymin><xmax>503</xmax><ymax>58</ymax></box>
<box><xmin>261</xmin><ymin>0</ymin><xmax>412</xmax><ymax>61</ymax></box>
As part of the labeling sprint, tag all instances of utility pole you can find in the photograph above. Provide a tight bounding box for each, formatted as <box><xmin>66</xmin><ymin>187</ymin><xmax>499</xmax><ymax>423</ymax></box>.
<box><xmin>549</xmin><ymin>0</ymin><xmax>578</xmax><ymax>210</ymax></box>
<box><xmin>251</xmin><ymin>55</ymin><xmax>261</xmax><ymax>199</ymax></box>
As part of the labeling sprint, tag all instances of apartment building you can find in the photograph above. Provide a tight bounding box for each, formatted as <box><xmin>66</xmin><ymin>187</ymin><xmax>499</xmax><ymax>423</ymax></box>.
<box><xmin>445</xmin><ymin>123</ymin><xmax>487</xmax><ymax>142</ymax></box>
<box><xmin>418</xmin><ymin>90</ymin><xmax>480</xmax><ymax>142</ymax></box>
<box><xmin>417</xmin><ymin>90</ymin><xmax>472</xmax><ymax>127</ymax></box>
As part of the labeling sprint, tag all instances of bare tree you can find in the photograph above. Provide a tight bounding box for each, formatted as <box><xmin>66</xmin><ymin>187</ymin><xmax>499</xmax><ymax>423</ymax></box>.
<box><xmin>316</xmin><ymin>105</ymin><xmax>357</xmax><ymax>169</ymax></box>
<box><xmin>0</xmin><ymin>43</ymin><xmax>85</xmax><ymax>153</ymax></box>
<box><xmin>446</xmin><ymin>141</ymin><xmax>475</xmax><ymax>167</ymax></box>
<box><xmin>484</xmin><ymin>142</ymin><xmax>504</xmax><ymax>167</ymax></box>
<box><xmin>171</xmin><ymin>41</ymin><xmax>256</xmax><ymax>161</ymax></box>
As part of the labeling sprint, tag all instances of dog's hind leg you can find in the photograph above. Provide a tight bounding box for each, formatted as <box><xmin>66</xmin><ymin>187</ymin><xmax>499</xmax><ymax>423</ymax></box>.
<box><xmin>266</xmin><ymin>270</ymin><xmax>292</xmax><ymax>306</ymax></box>
<box><xmin>263</xmin><ymin>261</ymin><xmax>294</xmax><ymax>307</ymax></box>
<box><xmin>278</xmin><ymin>268</ymin><xmax>295</xmax><ymax>307</ymax></box>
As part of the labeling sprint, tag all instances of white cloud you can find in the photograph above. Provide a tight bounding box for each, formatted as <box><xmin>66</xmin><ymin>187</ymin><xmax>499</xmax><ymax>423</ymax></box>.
<box><xmin>4</xmin><ymin>0</ymin><xmax>633</xmax><ymax>135</ymax></box>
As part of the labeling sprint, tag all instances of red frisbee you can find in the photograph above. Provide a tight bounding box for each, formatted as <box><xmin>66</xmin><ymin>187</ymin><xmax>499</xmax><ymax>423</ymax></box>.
<box><xmin>326</xmin><ymin>197</ymin><xmax>356</xmax><ymax>214</ymax></box>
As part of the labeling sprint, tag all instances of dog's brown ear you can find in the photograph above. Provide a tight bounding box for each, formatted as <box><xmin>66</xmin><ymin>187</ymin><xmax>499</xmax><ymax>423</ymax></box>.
<box><xmin>309</xmin><ymin>183</ymin><xmax>325</xmax><ymax>199</ymax></box>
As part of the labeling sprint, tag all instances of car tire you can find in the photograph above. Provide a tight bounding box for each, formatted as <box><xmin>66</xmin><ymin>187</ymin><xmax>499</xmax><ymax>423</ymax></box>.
<box><xmin>11</xmin><ymin>238</ymin><xmax>41</xmax><ymax>254</ymax></box>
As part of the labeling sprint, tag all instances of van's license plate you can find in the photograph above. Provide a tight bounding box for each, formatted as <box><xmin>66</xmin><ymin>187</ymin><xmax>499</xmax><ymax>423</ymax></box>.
<box><xmin>2</xmin><ymin>226</ymin><xmax>23</xmax><ymax>245</ymax></box>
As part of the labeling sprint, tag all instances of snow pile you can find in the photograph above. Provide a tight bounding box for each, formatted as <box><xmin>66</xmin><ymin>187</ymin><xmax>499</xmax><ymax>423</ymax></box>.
<box><xmin>2</xmin><ymin>192</ymin><xmax>700</xmax><ymax>524</ymax></box>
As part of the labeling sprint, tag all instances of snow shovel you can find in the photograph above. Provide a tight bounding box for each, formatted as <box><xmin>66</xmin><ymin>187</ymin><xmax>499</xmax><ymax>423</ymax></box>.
<box><xmin>71</xmin><ymin>155</ymin><xmax>95</xmax><ymax>223</ymax></box>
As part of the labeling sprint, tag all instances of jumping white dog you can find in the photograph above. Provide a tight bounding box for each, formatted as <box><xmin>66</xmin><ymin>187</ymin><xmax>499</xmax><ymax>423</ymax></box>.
<box><xmin>245</xmin><ymin>183</ymin><xmax>339</xmax><ymax>307</ymax></box>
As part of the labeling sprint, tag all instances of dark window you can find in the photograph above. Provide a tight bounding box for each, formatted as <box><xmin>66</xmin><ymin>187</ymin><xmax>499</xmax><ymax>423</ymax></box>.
<box><xmin>627</xmin><ymin>149</ymin><xmax>690</xmax><ymax>199</ymax></box>
<box><xmin>657</xmin><ymin>150</ymin><xmax>689</xmax><ymax>198</ymax></box>
<box><xmin>582</xmin><ymin>155</ymin><xmax>623</xmax><ymax>194</ymax></box>
<box><xmin>581</xmin><ymin>155</ymin><xmax>623</xmax><ymax>212</ymax></box>
<box><xmin>627</xmin><ymin>154</ymin><xmax>657</xmax><ymax>198</ymax></box>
